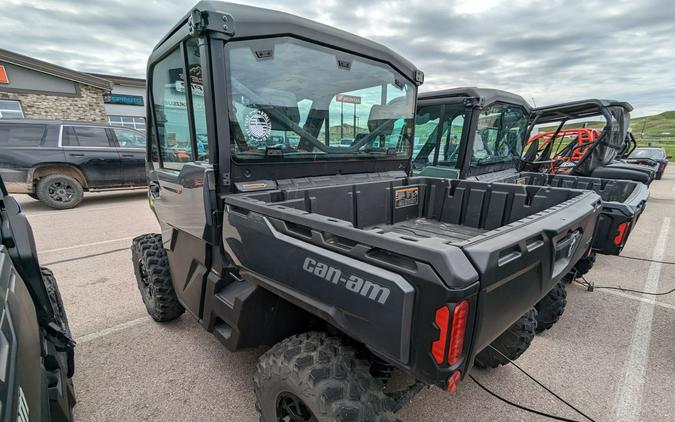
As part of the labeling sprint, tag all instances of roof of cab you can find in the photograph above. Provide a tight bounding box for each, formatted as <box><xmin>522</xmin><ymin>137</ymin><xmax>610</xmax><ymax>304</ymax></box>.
<box><xmin>418</xmin><ymin>87</ymin><xmax>531</xmax><ymax>110</ymax></box>
<box><xmin>150</xmin><ymin>1</ymin><xmax>422</xmax><ymax>84</ymax></box>
<box><xmin>531</xmin><ymin>99</ymin><xmax>633</xmax><ymax>124</ymax></box>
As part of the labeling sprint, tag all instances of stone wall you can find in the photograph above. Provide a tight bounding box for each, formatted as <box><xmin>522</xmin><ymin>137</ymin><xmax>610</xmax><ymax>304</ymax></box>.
<box><xmin>0</xmin><ymin>84</ymin><xmax>107</xmax><ymax>122</ymax></box>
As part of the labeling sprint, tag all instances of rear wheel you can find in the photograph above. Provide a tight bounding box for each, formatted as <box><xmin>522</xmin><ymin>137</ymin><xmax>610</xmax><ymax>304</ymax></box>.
<box><xmin>474</xmin><ymin>308</ymin><xmax>537</xmax><ymax>369</ymax></box>
<box><xmin>131</xmin><ymin>234</ymin><xmax>184</xmax><ymax>322</ymax></box>
<box><xmin>254</xmin><ymin>332</ymin><xmax>397</xmax><ymax>422</ymax></box>
<box><xmin>534</xmin><ymin>283</ymin><xmax>567</xmax><ymax>333</ymax></box>
<box><xmin>36</xmin><ymin>174</ymin><xmax>84</xmax><ymax>209</ymax></box>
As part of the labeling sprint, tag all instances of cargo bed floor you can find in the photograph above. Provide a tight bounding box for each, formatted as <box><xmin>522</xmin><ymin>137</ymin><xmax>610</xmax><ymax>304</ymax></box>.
<box><xmin>368</xmin><ymin>218</ymin><xmax>487</xmax><ymax>244</ymax></box>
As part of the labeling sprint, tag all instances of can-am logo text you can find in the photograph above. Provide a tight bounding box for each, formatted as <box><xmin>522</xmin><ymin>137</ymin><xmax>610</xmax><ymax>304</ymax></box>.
<box><xmin>302</xmin><ymin>257</ymin><xmax>390</xmax><ymax>304</ymax></box>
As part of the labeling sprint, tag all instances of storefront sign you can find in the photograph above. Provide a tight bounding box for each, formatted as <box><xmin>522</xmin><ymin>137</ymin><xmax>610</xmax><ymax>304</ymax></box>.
<box><xmin>336</xmin><ymin>94</ymin><xmax>361</xmax><ymax>104</ymax></box>
<box><xmin>104</xmin><ymin>93</ymin><xmax>144</xmax><ymax>106</ymax></box>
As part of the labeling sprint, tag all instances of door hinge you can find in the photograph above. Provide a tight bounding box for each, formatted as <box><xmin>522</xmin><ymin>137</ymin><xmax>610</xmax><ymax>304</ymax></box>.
<box><xmin>188</xmin><ymin>9</ymin><xmax>235</xmax><ymax>37</ymax></box>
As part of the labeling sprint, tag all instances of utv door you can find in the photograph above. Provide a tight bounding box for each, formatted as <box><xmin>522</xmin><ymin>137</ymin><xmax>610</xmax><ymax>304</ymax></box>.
<box><xmin>61</xmin><ymin>125</ymin><xmax>122</xmax><ymax>187</ymax></box>
<box><xmin>147</xmin><ymin>40</ymin><xmax>215</xmax><ymax>317</ymax></box>
<box><xmin>111</xmin><ymin>127</ymin><xmax>147</xmax><ymax>185</ymax></box>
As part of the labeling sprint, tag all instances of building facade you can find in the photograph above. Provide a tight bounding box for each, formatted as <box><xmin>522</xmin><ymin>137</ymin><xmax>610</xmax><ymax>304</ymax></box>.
<box><xmin>89</xmin><ymin>73</ymin><xmax>147</xmax><ymax>131</ymax></box>
<box><xmin>0</xmin><ymin>48</ymin><xmax>111</xmax><ymax>121</ymax></box>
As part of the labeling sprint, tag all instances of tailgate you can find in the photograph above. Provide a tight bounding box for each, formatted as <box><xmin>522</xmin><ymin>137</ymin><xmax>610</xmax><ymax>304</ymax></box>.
<box><xmin>592</xmin><ymin>180</ymin><xmax>649</xmax><ymax>255</ymax></box>
<box><xmin>460</xmin><ymin>190</ymin><xmax>601</xmax><ymax>354</ymax></box>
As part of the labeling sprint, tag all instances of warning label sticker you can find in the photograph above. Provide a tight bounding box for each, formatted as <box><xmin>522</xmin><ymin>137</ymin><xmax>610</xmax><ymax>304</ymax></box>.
<box><xmin>394</xmin><ymin>186</ymin><xmax>419</xmax><ymax>208</ymax></box>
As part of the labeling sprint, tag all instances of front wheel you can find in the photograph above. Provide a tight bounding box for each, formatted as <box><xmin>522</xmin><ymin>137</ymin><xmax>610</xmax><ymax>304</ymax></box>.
<box><xmin>131</xmin><ymin>234</ymin><xmax>184</xmax><ymax>322</ymax></box>
<box><xmin>474</xmin><ymin>308</ymin><xmax>537</xmax><ymax>369</ymax></box>
<box><xmin>254</xmin><ymin>332</ymin><xmax>397</xmax><ymax>422</ymax></box>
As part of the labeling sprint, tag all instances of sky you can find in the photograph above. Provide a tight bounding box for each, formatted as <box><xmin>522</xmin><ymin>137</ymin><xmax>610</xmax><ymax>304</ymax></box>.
<box><xmin>1</xmin><ymin>0</ymin><xmax>674</xmax><ymax>117</ymax></box>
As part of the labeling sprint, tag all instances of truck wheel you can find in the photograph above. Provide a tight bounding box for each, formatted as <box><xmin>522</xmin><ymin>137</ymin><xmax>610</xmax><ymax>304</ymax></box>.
<box><xmin>36</xmin><ymin>174</ymin><xmax>84</xmax><ymax>209</ymax></box>
<box><xmin>254</xmin><ymin>332</ymin><xmax>397</xmax><ymax>422</ymax></box>
<box><xmin>131</xmin><ymin>234</ymin><xmax>184</xmax><ymax>322</ymax></box>
<box><xmin>474</xmin><ymin>308</ymin><xmax>537</xmax><ymax>369</ymax></box>
<box><xmin>534</xmin><ymin>283</ymin><xmax>567</xmax><ymax>333</ymax></box>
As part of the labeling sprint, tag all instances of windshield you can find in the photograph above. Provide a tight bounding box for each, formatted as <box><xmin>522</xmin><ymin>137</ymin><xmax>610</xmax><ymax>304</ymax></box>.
<box><xmin>630</xmin><ymin>148</ymin><xmax>664</xmax><ymax>159</ymax></box>
<box><xmin>226</xmin><ymin>37</ymin><xmax>416</xmax><ymax>161</ymax></box>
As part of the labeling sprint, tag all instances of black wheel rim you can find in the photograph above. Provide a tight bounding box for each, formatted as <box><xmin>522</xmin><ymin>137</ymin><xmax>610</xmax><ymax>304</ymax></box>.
<box><xmin>47</xmin><ymin>181</ymin><xmax>75</xmax><ymax>203</ymax></box>
<box><xmin>276</xmin><ymin>392</ymin><xmax>316</xmax><ymax>422</ymax></box>
<box><xmin>137</xmin><ymin>259</ymin><xmax>153</xmax><ymax>297</ymax></box>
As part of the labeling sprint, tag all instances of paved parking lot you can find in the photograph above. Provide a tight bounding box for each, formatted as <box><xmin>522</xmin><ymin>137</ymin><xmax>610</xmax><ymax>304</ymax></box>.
<box><xmin>16</xmin><ymin>167</ymin><xmax>675</xmax><ymax>421</ymax></box>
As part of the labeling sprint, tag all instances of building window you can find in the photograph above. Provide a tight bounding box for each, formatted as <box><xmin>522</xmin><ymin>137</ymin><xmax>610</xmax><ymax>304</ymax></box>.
<box><xmin>108</xmin><ymin>115</ymin><xmax>146</xmax><ymax>131</ymax></box>
<box><xmin>0</xmin><ymin>100</ymin><xmax>24</xmax><ymax>119</ymax></box>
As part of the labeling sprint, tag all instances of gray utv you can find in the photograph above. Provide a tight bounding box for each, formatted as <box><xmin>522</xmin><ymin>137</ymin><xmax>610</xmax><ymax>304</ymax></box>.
<box><xmin>413</xmin><ymin>88</ymin><xmax>650</xmax><ymax>326</ymax></box>
<box><xmin>0</xmin><ymin>177</ymin><xmax>76</xmax><ymax>421</ymax></box>
<box><xmin>132</xmin><ymin>3</ymin><xmax>601</xmax><ymax>420</ymax></box>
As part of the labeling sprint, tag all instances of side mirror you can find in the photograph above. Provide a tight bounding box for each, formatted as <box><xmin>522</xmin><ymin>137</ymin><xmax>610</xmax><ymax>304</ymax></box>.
<box><xmin>667</xmin><ymin>155</ymin><xmax>672</xmax><ymax>160</ymax></box>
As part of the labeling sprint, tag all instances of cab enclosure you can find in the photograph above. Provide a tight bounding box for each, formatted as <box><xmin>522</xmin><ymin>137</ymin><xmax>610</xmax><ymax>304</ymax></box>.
<box><xmin>523</xmin><ymin>99</ymin><xmax>656</xmax><ymax>184</ymax></box>
<box><xmin>142</xmin><ymin>3</ymin><xmax>600</xmax><ymax>397</ymax></box>
<box><xmin>413</xmin><ymin>88</ymin><xmax>649</xmax><ymax>257</ymax></box>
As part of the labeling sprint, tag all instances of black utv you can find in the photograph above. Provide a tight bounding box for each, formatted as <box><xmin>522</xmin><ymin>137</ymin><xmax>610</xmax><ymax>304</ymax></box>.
<box><xmin>414</xmin><ymin>88</ymin><xmax>649</xmax><ymax>281</ymax></box>
<box><xmin>132</xmin><ymin>3</ymin><xmax>601</xmax><ymax>420</ymax></box>
<box><xmin>0</xmin><ymin>177</ymin><xmax>75</xmax><ymax>421</ymax></box>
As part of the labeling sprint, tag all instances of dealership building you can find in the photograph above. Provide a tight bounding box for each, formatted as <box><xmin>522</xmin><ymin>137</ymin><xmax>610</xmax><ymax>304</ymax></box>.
<box><xmin>0</xmin><ymin>48</ymin><xmax>147</xmax><ymax>129</ymax></box>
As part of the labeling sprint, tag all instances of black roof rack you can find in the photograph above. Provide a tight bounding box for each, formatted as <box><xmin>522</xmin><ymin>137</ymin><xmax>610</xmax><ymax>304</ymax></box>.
<box><xmin>532</xmin><ymin>99</ymin><xmax>633</xmax><ymax>124</ymax></box>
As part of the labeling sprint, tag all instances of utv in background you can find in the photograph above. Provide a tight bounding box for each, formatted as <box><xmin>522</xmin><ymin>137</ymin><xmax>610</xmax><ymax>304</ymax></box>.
<box><xmin>132</xmin><ymin>3</ymin><xmax>601</xmax><ymax>420</ymax></box>
<box><xmin>414</xmin><ymin>88</ymin><xmax>649</xmax><ymax>284</ymax></box>
<box><xmin>0</xmin><ymin>177</ymin><xmax>75</xmax><ymax>421</ymax></box>
<box><xmin>522</xmin><ymin>100</ymin><xmax>656</xmax><ymax>184</ymax></box>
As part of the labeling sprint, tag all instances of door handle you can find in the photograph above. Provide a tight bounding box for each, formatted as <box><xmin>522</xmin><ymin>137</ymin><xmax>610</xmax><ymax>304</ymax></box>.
<box><xmin>121</xmin><ymin>154</ymin><xmax>135</xmax><ymax>157</ymax></box>
<box><xmin>69</xmin><ymin>153</ymin><xmax>85</xmax><ymax>157</ymax></box>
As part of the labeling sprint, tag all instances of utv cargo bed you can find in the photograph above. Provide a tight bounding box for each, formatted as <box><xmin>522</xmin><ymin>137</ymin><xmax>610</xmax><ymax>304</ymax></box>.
<box><xmin>482</xmin><ymin>172</ymin><xmax>649</xmax><ymax>256</ymax></box>
<box><xmin>223</xmin><ymin>173</ymin><xmax>601</xmax><ymax>384</ymax></box>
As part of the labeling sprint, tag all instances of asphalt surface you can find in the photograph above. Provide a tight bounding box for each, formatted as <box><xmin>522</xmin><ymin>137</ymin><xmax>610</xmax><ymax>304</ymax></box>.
<box><xmin>16</xmin><ymin>167</ymin><xmax>675</xmax><ymax>422</ymax></box>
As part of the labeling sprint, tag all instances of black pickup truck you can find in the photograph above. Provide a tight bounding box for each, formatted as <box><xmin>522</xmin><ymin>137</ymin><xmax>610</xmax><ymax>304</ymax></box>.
<box><xmin>131</xmin><ymin>3</ymin><xmax>601</xmax><ymax>420</ymax></box>
<box><xmin>0</xmin><ymin>119</ymin><xmax>147</xmax><ymax>209</ymax></box>
<box><xmin>0</xmin><ymin>177</ymin><xmax>76</xmax><ymax>421</ymax></box>
<box><xmin>414</xmin><ymin>87</ymin><xmax>649</xmax><ymax>276</ymax></box>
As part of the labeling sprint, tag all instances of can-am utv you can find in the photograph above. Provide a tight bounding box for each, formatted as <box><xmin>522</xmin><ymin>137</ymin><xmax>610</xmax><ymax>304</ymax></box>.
<box><xmin>414</xmin><ymin>88</ymin><xmax>649</xmax><ymax>282</ymax></box>
<box><xmin>522</xmin><ymin>99</ymin><xmax>656</xmax><ymax>184</ymax></box>
<box><xmin>132</xmin><ymin>4</ymin><xmax>601</xmax><ymax>420</ymax></box>
<box><xmin>0</xmin><ymin>177</ymin><xmax>76</xmax><ymax>421</ymax></box>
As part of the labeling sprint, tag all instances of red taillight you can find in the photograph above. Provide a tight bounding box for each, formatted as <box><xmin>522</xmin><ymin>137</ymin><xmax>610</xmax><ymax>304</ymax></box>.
<box><xmin>447</xmin><ymin>371</ymin><xmax>461</xmax><ymax>393</ymax></box>
<box><xmin>614</xmin><ymin>222</ymin><xmax>630</xmax><ymax>246</ymax></box>
<box><xmin>431</xmin><ymin>306</ymin><xmax>450</xmax><ymax>364</ymax></box>
<box><xmin>447</xmin><ymin>300</ymin><xmax>469</xmax><ymax>366</ymax></box>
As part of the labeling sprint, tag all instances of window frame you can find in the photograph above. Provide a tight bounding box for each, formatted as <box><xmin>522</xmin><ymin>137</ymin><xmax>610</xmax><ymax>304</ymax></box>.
<box><xmin>111</xmin><ymin>127</ymin><xmax>146</xmax><ymax>149</ymax></box>
<box><xmin>59</xmin><ymin>125</ymin><xmax>114</xmax><ymax>148</ymax></box>
<box><xmin>0</xmin><ymin>123</ymin><xmax>47</xmax><ymax>146</ymax></box>
<box><xmin>148</xmin><ymin>39</ymin><xmax>208</xmax><ymax>171</ymax></box>
<box><xmin>0</xmin><ymin>99</ymin><xmax>25</xmax><ymax>119</ymax></box>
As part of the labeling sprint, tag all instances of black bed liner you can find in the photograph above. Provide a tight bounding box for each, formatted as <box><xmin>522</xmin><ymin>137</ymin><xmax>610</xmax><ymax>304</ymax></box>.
<box><xmin>223</xmin><ymin>173</ymin><xmax>601</xmax><ymax>383</ymax></box>
<box><xmin>480</xmin><ymin>171</ymin><xmax>649</xmax><ymax>255</ymax></box>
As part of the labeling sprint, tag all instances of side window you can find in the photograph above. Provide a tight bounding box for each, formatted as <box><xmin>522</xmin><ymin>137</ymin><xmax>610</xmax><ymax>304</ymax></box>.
<box><xmin>62</xmin><ymin>126</ymin><xmax>111</xmax><ymax>147</ymax></box>
<box><xmin>113</xmin><ymin>128</ymin><xmax>145</xmax><ymax>148</ymax></box>
<box><xmin>185</xmin><ymin>38</ymin><xmax>208</xmax><ymax>162</ymax></box>
<box><xmin>472</xmin><ymin>103</ymin><xmax>528</xmax><ymax>166</ymax></box>
<box><xmin>0</xmin><ymin>124</ymin><xmax>46</xmax><ymax>146</ymax></box>
<box><xmin>413</xmin><ymin>103</ymin><xmax>465</xmax><ymax>169</ymax></box>
<box><xmin>151</xmin><ymin>47</ymin><xmax>193</xmax><ymax>170</ymax></box>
